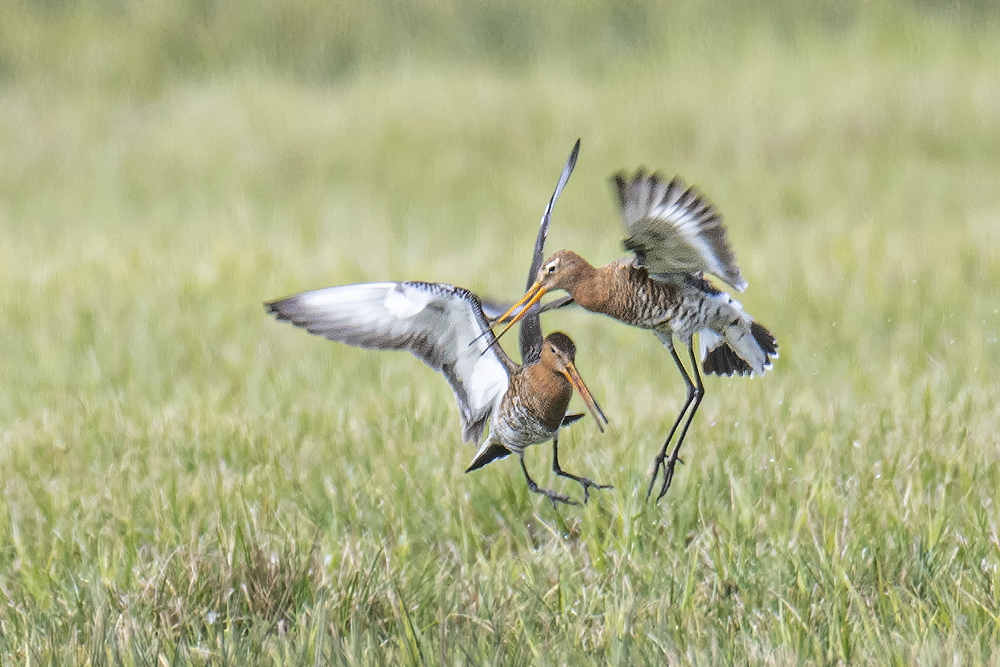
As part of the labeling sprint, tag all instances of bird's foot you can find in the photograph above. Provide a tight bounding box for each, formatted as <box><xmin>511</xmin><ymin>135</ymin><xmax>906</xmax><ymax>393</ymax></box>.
<box><xmin>525</xmin><ymin>478</ymin><xmax>579</xmax><ymax>508</ymax></box>
<box><xmin>646</xmin><ymin>454</ymin><xmax>685</xmax><ymax>502</ymax></box>
<box><xmin>553</xmin><ymin>466</ymin><xmax>612</xmax><ymax>504</ymax></box>
<box><xmin>656</xmin><ymin>455</ymin><xmax>685</xmax><ymax>502</ymax></box>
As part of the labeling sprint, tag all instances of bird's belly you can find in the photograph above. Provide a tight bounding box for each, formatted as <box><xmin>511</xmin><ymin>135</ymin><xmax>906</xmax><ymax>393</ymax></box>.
<box><xmin>622</xmin><ymin>305</ymin><xmax>695</xmax><ymax>340</ymax></box>
<box><xmin>491</xmin><ymin>402</ymin><xmax>556</xmax><ymax>455</ymax></box>
<box><xmin>656</xmin><ymin>308</ymin><xmax>702</xmax><ymax>339</ymax></box>
<box><xmin>646</xmin><ymin>288</ymin><xmax>726</xmax><ymax>342</ymax></box>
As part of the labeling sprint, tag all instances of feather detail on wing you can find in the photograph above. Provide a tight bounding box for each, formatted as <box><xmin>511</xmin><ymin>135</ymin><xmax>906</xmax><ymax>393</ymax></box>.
<box><xmin>613</xmin><ymin>170</ymin><xmax>748</xmax><ymax>292</ymax></box>
<box><xmin>265</xmin><ymin>282</ymin><xmax>512</xmax><ymax>444</ymax></box>
<box><xmin>521</xmin><ymin>139</ymin><xmax>580</xmax><ymax>365</ymax></box>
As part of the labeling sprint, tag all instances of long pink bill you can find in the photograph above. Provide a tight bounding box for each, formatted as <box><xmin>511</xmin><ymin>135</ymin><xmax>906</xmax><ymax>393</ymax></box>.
<box><xmin>562</xmin><ymin>361</ymin><xmax>608</xmax><ymax>433</ymax></box>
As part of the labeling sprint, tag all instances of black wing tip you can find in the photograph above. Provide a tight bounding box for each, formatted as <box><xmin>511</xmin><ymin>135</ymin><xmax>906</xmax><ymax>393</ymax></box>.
<box><xmin>264</xmin><ymin>297</ymin><xmax>295</xmax><ymax>320</ymax></box>
<box><xmin>616</xmin><ymin>169</ymin><xmax>723</xmax><ymax>221</ymax></box>
<box><xmin>612</xmin><ymin>168</ymin><xmax>650</xmax><ymax>206</ymax></box>
<box><xmin>612</xmin><ymin>171</ymin><xmax>627</xmax><ymax>193</ymax></box>
<box><xmin>465</xmin><ymin>442</ymin><xmax>512</xmax><ymax>473</ymax></box>
<box><xmin>569</xmin><ymin>138</ymin><xmax>581</xmax><ymax>165</ymax></box>
<box><xmin>619</xmin><ymin>169</ymin><xmax>750</xmax><ymax>291</ymax></box>
<box><xmin>612</xmin><ymin>168</ymin><xmax>673</xmax><ymax>189</ymax></box>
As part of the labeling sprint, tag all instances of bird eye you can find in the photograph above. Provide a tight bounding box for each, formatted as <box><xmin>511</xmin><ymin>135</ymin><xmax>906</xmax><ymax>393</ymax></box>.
<box><xmin>546</xmin><ymin>264</ymin><xmax>556</xmax><ymax>274</ymax></box>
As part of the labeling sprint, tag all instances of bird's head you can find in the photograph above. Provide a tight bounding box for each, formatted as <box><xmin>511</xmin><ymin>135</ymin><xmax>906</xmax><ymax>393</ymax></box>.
<box><xmin>540</xmin><ymin>331</ymin><xmax>607</xmax><ymax>433</ymax></box>
<box><xmin>534</xmin><ymin>250</ymin><xmax>591</xmax><ymax>292</ymax></box>
<box><xmin>493</xmin><ymin>250</ymin><xmax>593</xmax><ymax>343</ymax></box>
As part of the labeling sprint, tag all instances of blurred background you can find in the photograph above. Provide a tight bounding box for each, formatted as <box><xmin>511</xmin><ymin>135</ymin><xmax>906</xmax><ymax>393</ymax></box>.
<box><xmin>1</xmin><ymin>0</ymin><xmax>999</xmax><ymax>660</ymax></box>
<box><xmin>4</xmin><ymin>0</ymin><xmax>997</xmax><ymax>437</ymax></box>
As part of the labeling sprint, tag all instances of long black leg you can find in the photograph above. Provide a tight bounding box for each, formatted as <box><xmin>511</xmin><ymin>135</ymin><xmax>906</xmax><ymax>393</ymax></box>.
<box><xmin>519</xmin><ymin>452</ymin><xmax>578</xmax><ymax>507</ymax></box>
<box><xmin>646</xmin><ymin>339</ymin><xmax>697</xmax><ymax>501</ymax></box>
<box><xmin>657</xmin><ymin>344</ymin><xmax>705</xmax><ymax>500</ymax></box>
<box><xmin>551</xmin><ymin>435</ymin><xmax>612</xmax><ymax>504</ymax></box>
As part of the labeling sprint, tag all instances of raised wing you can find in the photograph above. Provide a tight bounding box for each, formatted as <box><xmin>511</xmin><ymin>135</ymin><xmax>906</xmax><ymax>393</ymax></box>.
<box><xmin>521</xmin><ymin>138</ymin><xmax>580</xmax><ymax>364</ymax></box>
<box><xmin>613</xmin><ymin>170</ymin><xmax>747</xmax><ymax>292</ymax></box>
<box><xmin>266</xmin><ymin>282</ymin><xmax>513</xmax><ymax>444</ymax></box>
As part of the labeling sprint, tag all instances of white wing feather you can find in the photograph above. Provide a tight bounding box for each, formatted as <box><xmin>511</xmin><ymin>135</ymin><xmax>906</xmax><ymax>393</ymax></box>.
<box><xmin>266</xmin><ymin>282</ymin><xmax>512</xmax><ymax>443</ymax></box>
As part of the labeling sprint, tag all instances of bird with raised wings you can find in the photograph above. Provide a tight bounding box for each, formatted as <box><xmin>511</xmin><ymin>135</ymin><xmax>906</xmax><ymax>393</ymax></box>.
<box><xmin>265</xmin><ymin>142</ymin><xmax>609</xmax><ymax>506</ymax></box>
<box><xmin>493</xmin><ymin>169</ymin><xmax>778</xmax><ymax>501</ymax></box>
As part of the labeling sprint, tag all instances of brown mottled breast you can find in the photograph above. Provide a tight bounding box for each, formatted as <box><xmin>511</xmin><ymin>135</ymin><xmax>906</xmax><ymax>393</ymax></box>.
<box><xmin>512</xmin><ymin>363</ymin><xmax>573</xmax><ymax>432</ymax></box>
<box><xmin>575</xmin><ymin>261</ymin><xmax>683</xmax><ymax>329</ymax></box>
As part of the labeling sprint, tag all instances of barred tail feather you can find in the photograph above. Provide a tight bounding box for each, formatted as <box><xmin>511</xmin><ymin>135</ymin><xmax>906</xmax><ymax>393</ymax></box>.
<box><xmin>701</xmin><ymin>330</ymin><xmax>747</xmax><ymax>376</ymax></box>
<box><xmin>751</xmin><ymin>321</ymin><xmax>778</xmax><ymax>357</ymax></box>
<box><xmin>700</xmin><ymin>320</ymin><xmax>778</xmax><ymax>377</ymax></box>
<box><xmin>703</xmin><ymin>342</ymin><xmax>754</xmax><ymax>376</ymax></box>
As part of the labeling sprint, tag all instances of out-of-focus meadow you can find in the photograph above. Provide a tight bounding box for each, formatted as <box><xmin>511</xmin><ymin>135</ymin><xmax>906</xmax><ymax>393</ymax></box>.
<box><xmin>1</xmin><ymin>0</ymin><xmax>999</xmax><ymax>663</ymax></box>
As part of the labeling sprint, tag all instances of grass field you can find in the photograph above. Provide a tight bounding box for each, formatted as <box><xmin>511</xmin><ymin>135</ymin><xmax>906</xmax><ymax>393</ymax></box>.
<box><xmin>2</xmin><ymin>1</ymin><xmax>1000</xmax><ymax>663</ymax></box>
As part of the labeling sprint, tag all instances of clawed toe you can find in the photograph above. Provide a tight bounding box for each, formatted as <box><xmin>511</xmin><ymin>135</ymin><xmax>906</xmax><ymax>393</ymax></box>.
<box><xmin>647</xmin><ymin>454</ymin><xmax>685</xmax><ymax>503</ymax></box>
<box><xmin>523</xmin><ymin>454</ymin><xmax>579</xmax><ymax>507</ymax></box>
<box><xmin>576</xmin><ymin>477</ymin><xmax>612</xmax><ymax>504</ymax></box>
<box><xmin>554</xmin><ymin>465</ymin><xmax>612</xmax><ymax>504</ymax></box>
<box><xmin>656</xmin><ymin>457</ymin><xmax>682</xmax><ymax>501</ymax></box>
<box><xmin>541</xmin><ymin>488</ymin><xmax>579</xmax><ymax>507</ymax></box>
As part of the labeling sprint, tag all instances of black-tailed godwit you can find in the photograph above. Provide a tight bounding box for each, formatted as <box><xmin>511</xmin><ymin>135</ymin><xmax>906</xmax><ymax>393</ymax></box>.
<box><xmin>493</xmin><ymin>169</ymin><xmax>777</xmax><ymax>500</ymax></box>
<box><xmin>266</xmin><ymin>284</ymin><xmax>606</xmax><ymax>506</ymax></box>
<box><xmin>266</xmin><ymin>141</ymin><xmax>610</xmax><ymax>506</ymax></box>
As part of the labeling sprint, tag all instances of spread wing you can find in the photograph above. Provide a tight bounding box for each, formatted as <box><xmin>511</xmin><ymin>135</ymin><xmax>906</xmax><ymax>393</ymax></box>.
<box><xmin>521</xmin><ymin>138</ymin><xmax>580</xmax><ymax>364</ymax></box>
<box><xmin>613</xmin><ymin>170</ymin><xmax>747</xmax><ymax>292</ymax></box>
<box><xmin>266</xmin><ymin>282</ymin><xmax>513</xmax><ymax>444</ymax></box>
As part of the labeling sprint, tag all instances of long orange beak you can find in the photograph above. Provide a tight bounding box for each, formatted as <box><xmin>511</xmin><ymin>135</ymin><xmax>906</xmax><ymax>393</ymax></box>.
<box><xmin>562</xmin><ymin>361</ymin><xmax>608</xmax><ymax>433</ymax></box>
<box><xmin>493</xmin><ymin>281</ymin><xmax>548</xmax><ymax>341</ymax></box>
